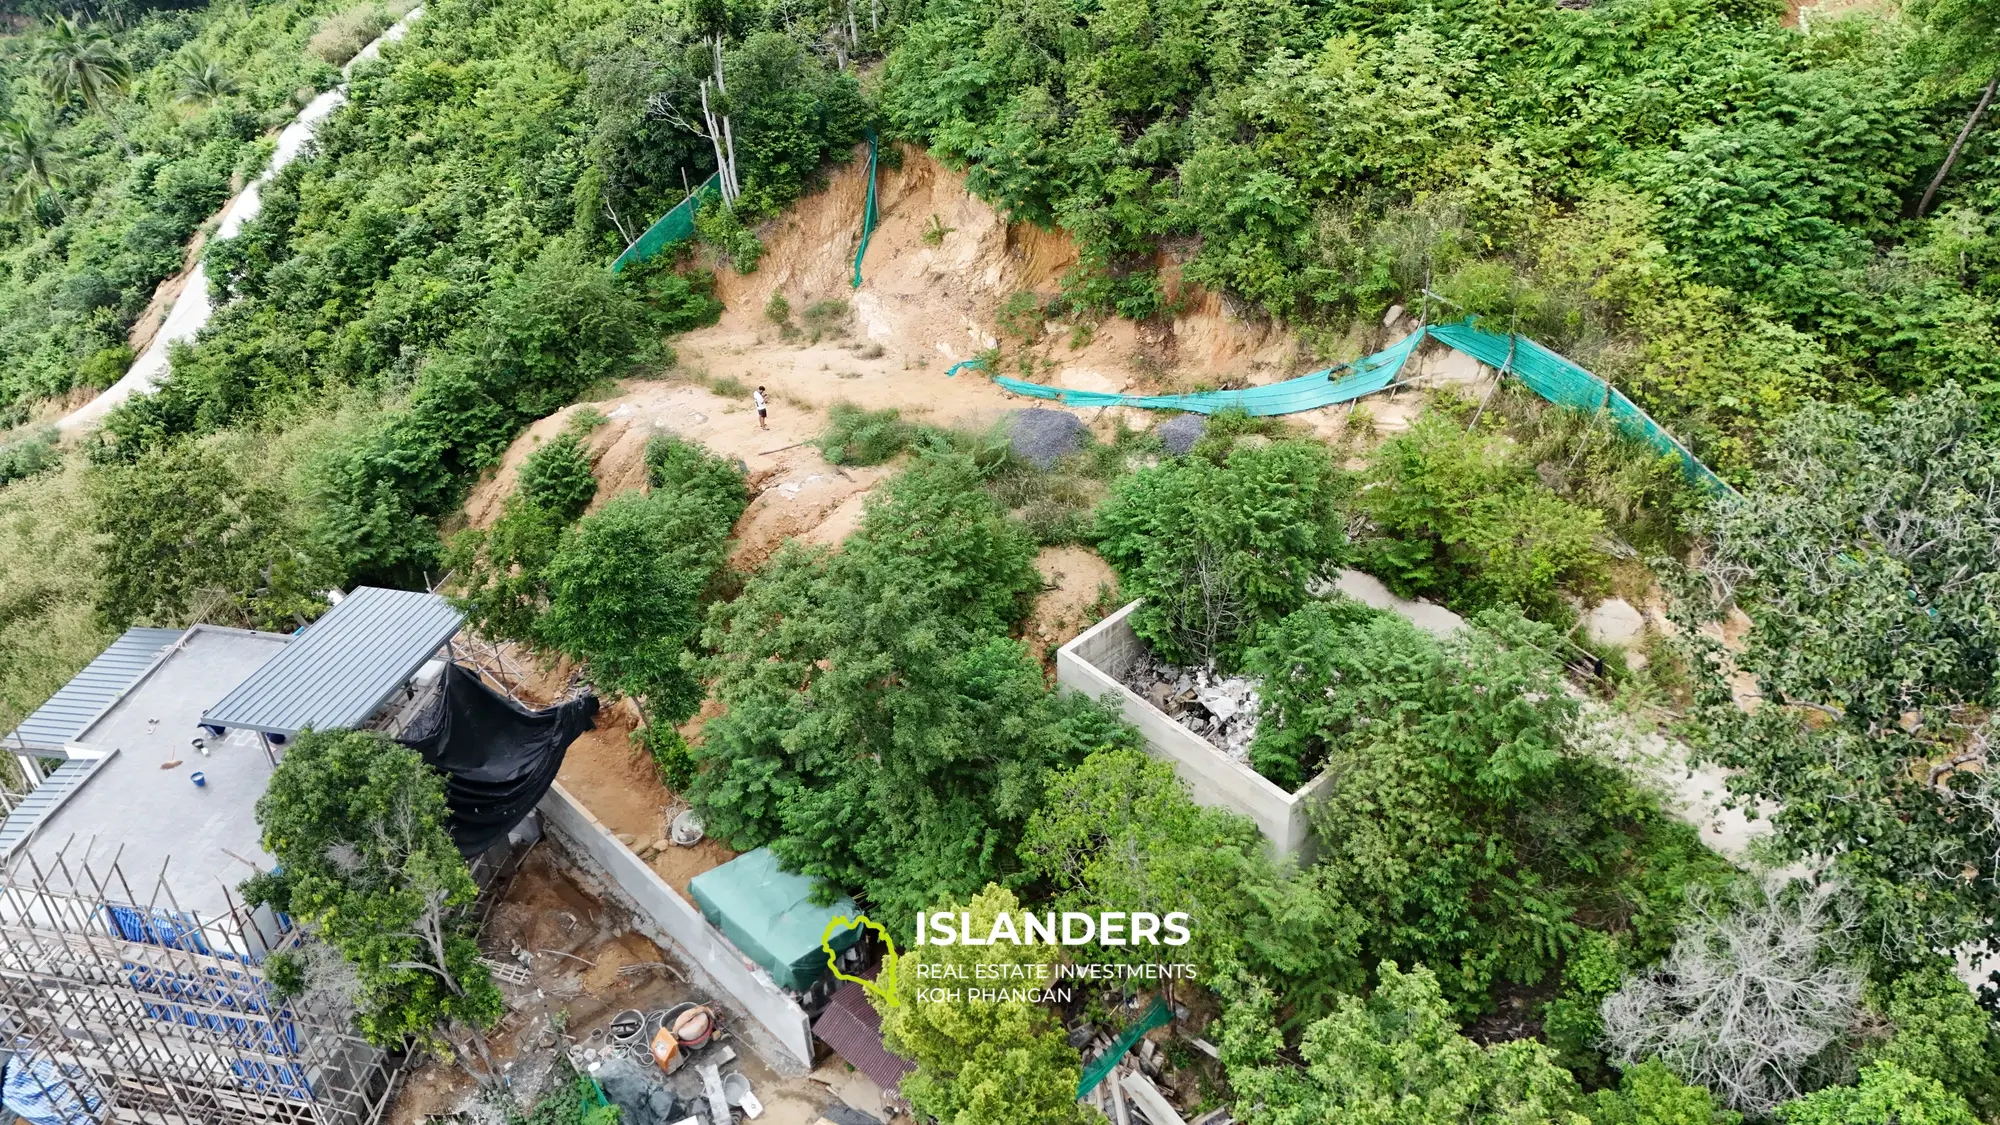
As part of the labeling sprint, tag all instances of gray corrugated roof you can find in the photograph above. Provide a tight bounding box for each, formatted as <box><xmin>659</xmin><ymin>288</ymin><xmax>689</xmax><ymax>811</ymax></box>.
<box><xmin>4</xmin><ymin>627</ymin><xmax>184</xmax><ymax>753</ymax></box>
<box><xmin>0</xmin><ymin>755</ymin><xmax>116</xmax><ymax>858</ymax></box>
<box><xmin>200</xmin><ymin>587</ymin><xmax>464</xmax><ymax>736</ymax></box>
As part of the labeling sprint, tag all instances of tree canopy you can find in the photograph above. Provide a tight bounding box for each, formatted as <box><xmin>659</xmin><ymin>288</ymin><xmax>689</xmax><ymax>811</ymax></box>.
<box><xmin>241</xmin><ymin>729</ymin><xmax>503</xmax><ymax>1070</ymax></box>
<box><xmin>692</xmin><ymin>452</ymin><xmax>1136</xmax><ymax>922</ymax></box>
<box><xmin>1674</xmin><ymin>384</ymin><xmax>2000</xmax><ymax>964</ymax></box>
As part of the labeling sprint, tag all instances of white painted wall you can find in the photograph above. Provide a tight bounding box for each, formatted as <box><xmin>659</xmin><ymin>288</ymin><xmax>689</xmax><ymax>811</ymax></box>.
<box><xmin>1056</xmin><ymin>603</ymin><xmax>1325</xmax><ymax>864</ymax></box>
<box><xmin>537</xmin><ymin>783</ymin><xmax>816</xmax><ymax>1069</ymax></box>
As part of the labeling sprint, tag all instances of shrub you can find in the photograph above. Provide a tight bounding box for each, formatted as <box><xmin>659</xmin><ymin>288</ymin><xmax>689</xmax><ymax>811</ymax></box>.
<box><xmin>1778</xmin><ymin>1064</ymin><xmax>1978</xmax><ymax>1125</ymax></box>
<box><xmin>516</xmin><ymin>430</ymin><xmax>597</xmax><ymax>522</ymax></box>
<box><xmin>817</xmin><ymin>402</ymin><xmax>916</xmax><ymax>466</ymax></box>
<box><xmin>1359</xmin><ymin>412</ymin><xmax>1606</xmax><ymax>617</ymax></box>
<box><xmin>881</xmin><ymin>886</ymin><xmax>1091</xmax><ymax>1125</ymax></box>
<box><xmin>1094</xmin><ymin>439</ymin><xmax>1348</xmax><ymax>667</ymax></box>
<box><xmin>691</xmin><ymin>454</ymin><xmax>1095</xmax><ymax>921</ymax></box>
<box><xmin>307</xmin><ymin>4</ymin><xmax>392</xmax><ymax>65</ymax></box>
<box><xmin>541</xmin><ymin>453</ymin><xmax>744</xmax><ymax>723</ymax></box>
<box><xmin>1254</xmin><ymin>603</ymin><xmax>1731</xmax><ymax>1011</ymax></box>
<box><xmin>645</xmin><ymin>432</ymin><xmax>748</xmax><ymax>515</ymax></box>
<box><xmin>638</xmin><ymin>722</ymin><xmax>696</xmax><ymax>792</ymax></box>
<box><xmin>1221</xmin><ymin>962</ymin><xmax>1586</xmax><ymax>1123</ymax></box>
<box><xmin>0</xmin><ymin>428</ymin><xmax>60</xmax><ymax>487</ymax></box>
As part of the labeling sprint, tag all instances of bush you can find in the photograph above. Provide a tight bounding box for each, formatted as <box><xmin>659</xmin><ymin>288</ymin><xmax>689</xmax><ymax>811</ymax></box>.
<box><xmin>638</xmin><ymin>722</ymin><xmax>695</xmax><ymax>792</ymax></box>
<box><xmin>307</xmin><ymin>4</ymin><xmax>393</xmax><ymax>65</ymax></box>
<box><xmin>1221</xmin><ymin>962</ymin><xmax>1585</xmax><ymax>1123</ymax></box>
<box><xmin>1254</xmin><ymin>602</ymin><xmax>1731</xmax><ymax>1012</ymax></box>
<box><xmin>646</xmin><ymin>432</ymin><xmax>748</xmax><ymax>513</ymax></box>
<box><xmin>516</xmin><ymin>430</ymin><xmax>598</xmax><ymax>522</ymax></box>
<box><xmin>91</xmin><ymin>438</ymin><xmax>333</xmax><ymax>629</ymax></box>
<box><xmin>691</xmin><ymin>453</ymin><xmax>1097</xmax><ymax>922</ymax></box>
<box><xmin>1095</xmin><ymin>439</ymin><xmax>1348</xmax><ymax>667</ymax></box>
<box><xmin>1859</xmin><ymin>962</ymin><xmax>2000</xmax><ymax>1118</ymax></box>
<box><xmin>1778</xmin><ymin>1064</ymin><xmax>1978</xmax><ymax>1125</ymax></box>
<box><xmin>1359</xmin><ymin>412</ymin><xmax>1606</xmax><ymax>617</ymax></box>
<box><xmin>817</xmin><ymin>402</ymin><xmax>917</xmax><ymax>466</ymax></box>
<box><xmin>542</xmin><ymin>477</ymin><xmax>742</xmax><ymax>723</ymax></box>
<box><xmin>0</xmin><ymin>428</ymin><xmax>60</xmax><ymax>487</ymax></box>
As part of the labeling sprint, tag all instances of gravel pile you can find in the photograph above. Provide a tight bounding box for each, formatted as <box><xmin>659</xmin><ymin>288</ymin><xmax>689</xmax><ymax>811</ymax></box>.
<box><xmin>1121</xmin><ymin>653</ymin><xmax>1260</xmax><ymax>763</ymax></box>
<box><xmin>1156</xmin><ymin>413</ymin><xmax>1207</xmax><ymax>456</ymax></box>
<box><xmin>1010</xmin><ymin>408</ymin><xmax>1091</xmax><ymax>469</ymax></box>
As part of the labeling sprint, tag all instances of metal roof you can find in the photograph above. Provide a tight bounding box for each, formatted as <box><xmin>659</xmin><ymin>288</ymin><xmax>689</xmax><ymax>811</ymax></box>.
<box><xmin>813</xmin><ymin>978</ymin><xmax>913</xmax><ymax>1093</ymax></box>
<box><xmin>4</xmin><ymin>627</ymin><xmax>184</xmax><ymax>753</ymax></box>
<box><xmin>200</xmin><ymin>587</ymin><xmax>464</xmax><ymax>736</ymax></box>
<box><xmin>0</xmin><ymin>755</ymin><xmax>117</xmax><ymax>858</ymax></box>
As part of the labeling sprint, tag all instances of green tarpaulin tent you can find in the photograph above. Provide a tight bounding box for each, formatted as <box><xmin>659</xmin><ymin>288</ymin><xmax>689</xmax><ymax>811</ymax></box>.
<box><xmin>688</xmin><ymin>848</ymin><xmax>862</xmax><ymax>991</ymax></box>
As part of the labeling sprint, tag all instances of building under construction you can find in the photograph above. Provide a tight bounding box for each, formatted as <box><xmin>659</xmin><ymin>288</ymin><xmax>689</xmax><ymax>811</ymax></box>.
<box><xmin>0</xmin><ymin>845</ymin><xmax>395</xmax><ymax>1125</ymax></box>
<box><xmin>0</xmin><ymin>589</ymin><xmax>474</xmax><ymax>1125</ymax></box>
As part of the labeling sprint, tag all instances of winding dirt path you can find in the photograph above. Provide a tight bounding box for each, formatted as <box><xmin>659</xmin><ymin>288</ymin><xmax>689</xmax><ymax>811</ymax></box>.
<box><xmin>58</xmin><ymin>8</ymin><xmax>426</xmax><ymax>433</ymax></box>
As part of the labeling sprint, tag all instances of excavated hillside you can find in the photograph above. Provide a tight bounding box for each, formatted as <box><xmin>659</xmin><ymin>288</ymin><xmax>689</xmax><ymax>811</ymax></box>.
<box><xmin>456</xmin><ymin>144</ymin><xmax>1499</xmax><ymax>866</ymax></box>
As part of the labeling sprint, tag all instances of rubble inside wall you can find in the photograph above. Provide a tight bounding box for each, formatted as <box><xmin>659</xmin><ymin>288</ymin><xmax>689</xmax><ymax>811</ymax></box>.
<box><xmin>1119</xmin><ymin>653</ymin><xmax>1261</xmax><ymax>764</ymax></box>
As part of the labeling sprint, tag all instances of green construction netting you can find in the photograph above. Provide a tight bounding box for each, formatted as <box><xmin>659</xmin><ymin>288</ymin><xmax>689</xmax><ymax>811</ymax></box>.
<box><xmin>1076</xmin><ymin>997</ymin><xmax>1172</xmax><ymax>1098</ymax></box>
<box><xmin>852</xmin><ymin>132</ymin><xmax>879</xmax><ymax>288</ymax></box>
<box><xmin>1426</xmin><ymin>321</ymin><xmax>1733</xmax><ymax>495</ymax></box>
<box><xmin>995</xmin><ymin>329</ymin><xmax>1425</xmax><ymax>416</ymax></box>
<box><xmin>610</xmin><ymin>174</ymin><xmax>721</xmax><ymax>273</ymax></box>
<box><xmin>994</xmin><ymin>319</ymin><xmax>1732</xmax><ymax>495</ymax></box>
<box><xmin>687</xmin><ymin>847</ymin><xmax>862</xmax><ymax>991</ymax></box>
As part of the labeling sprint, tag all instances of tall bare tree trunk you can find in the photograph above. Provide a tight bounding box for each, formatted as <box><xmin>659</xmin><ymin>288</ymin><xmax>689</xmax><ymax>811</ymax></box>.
<box><xmin>1919</xmin><ymin>69</ymin><xmax>2000</xmax><ymax>217</ymax></box>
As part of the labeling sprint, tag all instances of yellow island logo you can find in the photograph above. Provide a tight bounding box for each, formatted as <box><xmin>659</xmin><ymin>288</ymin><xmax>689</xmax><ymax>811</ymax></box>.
<box><xmin>821</xmin><ymin>914</ymin><xmax>901</xmax><ymax>1007</ymax></box>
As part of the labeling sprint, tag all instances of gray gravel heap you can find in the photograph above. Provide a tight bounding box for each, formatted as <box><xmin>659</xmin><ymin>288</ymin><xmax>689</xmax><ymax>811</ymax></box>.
<box><xmin>1157</xmin><ymin>413</ymin><xmax>1207</xmax><ymax>455</ymax></box>
<box><xmin>1009</xmin><ymin>408</ymin><xmax>1091</xmax><ymax>469</ymax></box>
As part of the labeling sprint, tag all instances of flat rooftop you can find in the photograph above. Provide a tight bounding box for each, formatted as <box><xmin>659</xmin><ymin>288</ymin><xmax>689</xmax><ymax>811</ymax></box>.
<box><xmin>12</xmin><ymin>627</ymin><xmax>291</xmax><ymax>920</ymax></box>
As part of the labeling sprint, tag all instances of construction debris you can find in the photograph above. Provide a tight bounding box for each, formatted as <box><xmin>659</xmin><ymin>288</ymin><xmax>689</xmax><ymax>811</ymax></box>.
<box><xmin>1120</xmin><ymin>653</ymin><xmax>1261</xmax><ymax>763</ymax></box>
<box><xmin>1121</xmin><ymin>1070</ymin><xmax>1187</xmax><ymax>1125</ymax></box>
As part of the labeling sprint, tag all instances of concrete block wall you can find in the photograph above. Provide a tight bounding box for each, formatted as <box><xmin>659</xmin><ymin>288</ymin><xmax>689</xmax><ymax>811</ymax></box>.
<box><xmin>537</xmin><ymin>783</ymin><xmax>816</xmax><ymax>1068</ymax></box>
<box><xmin>1056</xmin><ymin>602</ymin><xmax>1328</xmax><ymax>863</ymax></box>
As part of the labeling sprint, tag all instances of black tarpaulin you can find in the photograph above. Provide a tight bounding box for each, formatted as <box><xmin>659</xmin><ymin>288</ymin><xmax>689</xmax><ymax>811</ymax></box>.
<box><xmin>398</xmin><ymin>663</ymin><xmax>598</xmax><ymax>856</ymax></box>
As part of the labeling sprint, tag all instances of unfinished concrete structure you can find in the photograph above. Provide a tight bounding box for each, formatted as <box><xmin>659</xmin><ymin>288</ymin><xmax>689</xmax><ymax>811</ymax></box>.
<box><xmin>0</xmin><ymin>845</ymin><xmax>395</xmax><ymax>1124</ymax></box>
<box><xmin>0</xmin><ymin>589</ymin><xmax>469</xmax><ymax>1124</ymax></box>
<box><xmin>1056</xmin><ymin>601</ymin><xmax>1337</xmax><ymax>862</ymax></box>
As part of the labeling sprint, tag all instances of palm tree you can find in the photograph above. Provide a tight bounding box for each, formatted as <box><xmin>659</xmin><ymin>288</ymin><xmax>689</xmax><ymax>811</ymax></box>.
<box><xmin>173</xmin><ymin>51</ymin><xmax>238</xmax><ymax>106</ymax></box>
<box><xmin>33</xmin><ymin>15</ymin><xmax>131</xmax><ymax>153</ymax></box>
<box><xmin>0</xmin><ymin>115</ymin><xmax>71</xmax><ymax>221</ymax></box>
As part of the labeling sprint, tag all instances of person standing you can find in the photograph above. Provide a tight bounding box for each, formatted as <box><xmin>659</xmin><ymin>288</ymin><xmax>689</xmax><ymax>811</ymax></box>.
<box><xmin>754</xmin><ymin>385</ymin><xmax>769</xmax><ymax>430</ymax></box>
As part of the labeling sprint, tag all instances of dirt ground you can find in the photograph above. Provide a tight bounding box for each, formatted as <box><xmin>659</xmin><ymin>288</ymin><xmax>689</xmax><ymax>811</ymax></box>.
<box><xmin>450</xmin><ymin>143</ymin><xmax>1503</xmax><ymax>933</ymax></box>
<box><xmin>388</xmin><ymin>846</ymin><xmax>899</xmax><ymax>1125</ymax></box>
<box><xmin>1026</xmin><ymin>546</ymin><xmax>1119</xmax><ymax>662</ymax></box>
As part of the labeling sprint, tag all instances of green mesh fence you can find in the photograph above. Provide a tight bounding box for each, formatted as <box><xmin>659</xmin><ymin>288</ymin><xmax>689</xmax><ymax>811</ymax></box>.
<box><xmin>852</xmin><ymin>132</ymin><xmax>879</xmax><ymax>288</ymax></box>
<box><xmin>1076</xmin><ymin>997</ymin><xmax>1173</xmax><ymax>1099</ymax></box>
<box><xmin>609</xmin><ymin>173</ymin><xmax>721</xmax><ymax>273</ymax></box>
<box><xmin>992</xmin><ymin>318</ymin><xmax>1732</xmax><ymax>495</ymax></box>
<box><xmin>1427</xmin><ymin>320</ymin><xmax>1734</xmax><ymax>495</ymax></box>
<box><xmin>995</xmin><ymin>329</ymin><xmax>1425</xmax><ymax>416</ymax></box>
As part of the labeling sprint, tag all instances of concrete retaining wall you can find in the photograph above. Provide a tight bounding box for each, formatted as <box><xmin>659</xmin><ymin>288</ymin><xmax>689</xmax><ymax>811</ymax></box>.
<box><xmin>1055</xmin><ymin>602</ymin><xmax>1329</xmax><ymax>863</ymax></box>
<box><xmin>537</xmin><ymin>783</ymin><xmax>815</xmax><ymax>1067</ymax></box>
